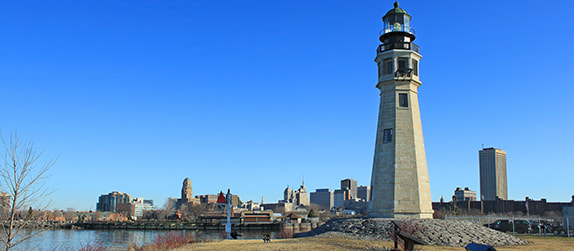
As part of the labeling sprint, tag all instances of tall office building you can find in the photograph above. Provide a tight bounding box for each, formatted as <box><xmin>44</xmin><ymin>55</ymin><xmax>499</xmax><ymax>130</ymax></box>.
<box><xmin>479</xmin><ymin>147</ymin><xmax>507</xmax><ymax>201</ymax></box>
<box><xmin>310</xmin><ymin>188</ymin><xmax>334</xmax><ymax>209</ymax></box>
<box><xmin>341</xmin><ymin>179</ymin><xmax>358</xmax><ymax>199</ymax></box>
<box><xmin>333</xmin><ymin>189</ymin><xmax>346</xmax><ymax>208</ymax></box>
<box><xmin>368</xmin><ymin>2</ymin><xmax>433</xmax><ymax>219</ymax></box>
<box><xmin>357</xmin><ymin>185</ymin><xmax>371</xmax><ymax>202</ymax></box>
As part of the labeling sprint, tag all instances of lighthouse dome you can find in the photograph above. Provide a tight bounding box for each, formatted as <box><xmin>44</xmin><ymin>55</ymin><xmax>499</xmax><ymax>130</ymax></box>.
<box><xmin>384</xmin><ymin>1</ymin><xmax>410</xmax><ymax>18</ymax></box>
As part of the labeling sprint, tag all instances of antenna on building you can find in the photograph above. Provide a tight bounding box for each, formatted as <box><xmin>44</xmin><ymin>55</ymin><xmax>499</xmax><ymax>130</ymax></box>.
<box><xmin>481</xmin><ymin>144</ymin><xmax>484</xmax><ymax>149</ymax></box>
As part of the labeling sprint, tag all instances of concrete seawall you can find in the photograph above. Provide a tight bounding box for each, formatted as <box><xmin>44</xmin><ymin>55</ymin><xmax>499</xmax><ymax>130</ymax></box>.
<box><xmin>280</xmin><ymin>222</ymin><xmax>319</xmax><ymax>233</ymax></box>
<box><xmin>75</xmin><ymin>221</ymin><xmax>281</xmax><ymax>231</ymax></box>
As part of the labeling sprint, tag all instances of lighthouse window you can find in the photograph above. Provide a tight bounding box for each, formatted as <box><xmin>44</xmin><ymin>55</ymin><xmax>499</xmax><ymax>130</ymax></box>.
<box><xmin>384</xmin><ymin>59</ymin><xmax>393</xmax><ymax>75</ymax></box>
<box><xmin>412</xmin><ymin>59</ymin><xmax>418</xmax><ymax>76</ymax></box>
<box><xmin>399</xmin><ymin>93</ymin><xmax>408</xmax><ymax>107</ymax></box>
<box><xmin>383</xmin><ymin>129</ymin><xmax>393</xmax><ymax>143</ymax></box>
<box><xmin>398</xmin><ymin>58</ymin><xmax>408</xmax><ymax>70</ymax></box>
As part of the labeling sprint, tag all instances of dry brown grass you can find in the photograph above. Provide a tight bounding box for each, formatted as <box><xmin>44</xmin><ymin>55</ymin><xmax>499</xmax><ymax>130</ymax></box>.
<box><xmin>174</xmin><ymin>237</ymin><xmax>394</xmax><ymax>250</ymax></box>
<box><xmin>174</xmin><ymin>235</ymin><xmax>574</xmax><ymax>251</ymax></box>
<box><xmin>418</xmin><ymin>235</ymin><xmax>574</xmax><ymax>251</ymax></box>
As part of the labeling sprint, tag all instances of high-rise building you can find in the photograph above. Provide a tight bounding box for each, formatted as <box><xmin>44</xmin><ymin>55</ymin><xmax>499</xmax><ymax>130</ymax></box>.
<box><xmin>341</xmin><ymin>179</ymin><xmax>358</xmax><ymax>199</ymax></box>
<box><xmin>368</xmin><ymin>2</ymin><xmax>433</xmax><ymax>219</ymax></box>
<box><xmin>357</xmin><ymin>185</ymin><xmax>371</xmax><ymax>202</ymax></box>
<box><xmin>333</xmin><ymin>189</ymin><xmax>346</xmax><ymax>208</ymax></box>
<box><xmin>181</xmin><ymin>177</ymin><xmax>193</xmax><ymax>203</ymax></box>
<box><xmin>96</xmin><ymin>191</ymin><xmax>133</xmax><ymax>213</ymax></box>
<box><xmin>310</xmin><ymin>188</ymin><xmax>334</xmax><ymax>209</ymax></box>
<box><xmin>479</xmin><ymin>147</ymin><xmax>507</xmax><ymax>201</ymax></box>
<box><xmin>177</xmin><ymin>177</ymin><xmax>199</xmax><ymax>208</ymax></box>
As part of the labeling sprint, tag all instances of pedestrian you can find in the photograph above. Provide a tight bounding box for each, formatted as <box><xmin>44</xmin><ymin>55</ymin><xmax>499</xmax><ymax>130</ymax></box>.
<box><xmin>263</xmin><ymin>234</ymin><xmax>271</xmax><ymax>243</ymax></box>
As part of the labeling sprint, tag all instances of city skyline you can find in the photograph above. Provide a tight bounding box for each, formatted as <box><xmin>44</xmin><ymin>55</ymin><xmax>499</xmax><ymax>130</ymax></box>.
<box><xmin>1</xmin><ymin>0</ymin><xmax>573</xmax><ymax>210</ymax></box>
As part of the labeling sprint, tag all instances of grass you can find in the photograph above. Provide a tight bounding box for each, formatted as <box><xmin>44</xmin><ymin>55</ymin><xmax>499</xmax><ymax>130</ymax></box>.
<box><xmin>174</xmin><ymin>237</ymin><xmax>393</xmax><ymax>250</ymax></box>
<box><xmin>174</xmin><ymin>235</ymin><xmax>574</xmax><ymax>251</ymax></box>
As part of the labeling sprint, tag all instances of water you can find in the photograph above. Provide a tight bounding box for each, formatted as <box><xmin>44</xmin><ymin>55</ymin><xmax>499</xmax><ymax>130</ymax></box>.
<box><xmin>7</xmin><ymin>229</ymin><xmax>279</xmax><ymax>250</ymax></box>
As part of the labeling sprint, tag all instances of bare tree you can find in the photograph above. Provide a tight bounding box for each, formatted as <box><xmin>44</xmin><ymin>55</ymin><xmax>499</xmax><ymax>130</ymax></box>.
<box><xmin>63</xmin><ymin>208</ymin><xmax>77</xmax><ymax>222</ymax></box>
<box><xmin>0</xmin><ymin>132</ymin><xmax>55</xmax><ymax>251</ymax></box>
<box><xmin>157</xmin><ymin>198</ymin><xmax>177</xmax><ymax>220</ymax></box>
<box><xmin>179</xmin><ymin>203</ymin><xmax>208</xmax><ymax>221</ymax></box>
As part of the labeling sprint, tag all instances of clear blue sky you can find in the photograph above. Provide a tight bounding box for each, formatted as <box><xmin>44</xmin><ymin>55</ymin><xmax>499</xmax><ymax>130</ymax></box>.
<box><xmin>1</xmin><ymin>1</ymin><xmax>572</xmax><ymax>211</ymax></box>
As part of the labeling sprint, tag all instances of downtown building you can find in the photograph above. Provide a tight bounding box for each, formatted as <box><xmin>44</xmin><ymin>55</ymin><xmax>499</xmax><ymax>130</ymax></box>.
<box><xmin>340</xmin><ymin>179</ymin><xmax>357</xmax><ymax>199</ymax></box>
<box><xmin>96</xmin><ymin>191</ymin><xmax>154</xmax><ymax>218</ymax></box>
<box><xmin>452</xmin><ymin>187</ymin><xmax>477</xmax><ymax>201</ymax></box>
<box><xmin>357</xmin><ymin>185</ymin><xmax>371</xmax><ymax>202</ymax></box>
<box><xmin>310</xmin><ymin>188</ymin><xmax>334</xmax><ymax>210</ymax></box>
<box><xmin>97</xmin><ymin>191</ymin><xmax>133</xmax><ymax>213</ymax></box>
<box><xmin>479</xmin><ymin>147</ymin><xmax>507</xmax><ymax>201</ymax></box>
<box><xmin>197</xmin><ymin>194</ymin><xmax>218</xmax><ymax>204</ymax></box>
<box><xmin>283</xmin><ymin>182</ymin><xmax>310</xmax><ymax>207</ymax></box>
<box><xmin>308</xmin><ymin>179</ymin><xmax>370</xmax><ymax>210</ymax></box>
<box><xmin>133</xmin><ymin>198</ymin><xmax>155</xmax><ymax>218</ymax></box>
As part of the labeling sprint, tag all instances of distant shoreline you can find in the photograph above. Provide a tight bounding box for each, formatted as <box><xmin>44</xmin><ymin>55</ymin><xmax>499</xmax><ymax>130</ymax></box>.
<box><xmin>10</xmin><ymin>220</ymin><xmax>282</xmax><ymax>231</ymax></box>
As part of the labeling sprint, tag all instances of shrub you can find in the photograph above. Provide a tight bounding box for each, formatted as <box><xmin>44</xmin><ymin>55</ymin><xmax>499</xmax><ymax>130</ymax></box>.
<box><xmin>78</xmin><ymin>240</ymin><xmax>107</xmax><ymax>251</ymax></box>
<box><xmin>130</xmin><ymin>232</ymin><xmax>201</xmax><ymax>250</ymax></box>
<box><xmin>153</xmin><ymin>232</ymin><xmax>194</xmax><ymax>249</ymax></box>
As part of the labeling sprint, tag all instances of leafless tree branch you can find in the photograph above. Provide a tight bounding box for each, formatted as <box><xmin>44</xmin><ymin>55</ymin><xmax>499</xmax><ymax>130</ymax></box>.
<box><xmin>0</xmin><ymin>132</ymin><xmax>56</xmax><ymax>251</ymax></box>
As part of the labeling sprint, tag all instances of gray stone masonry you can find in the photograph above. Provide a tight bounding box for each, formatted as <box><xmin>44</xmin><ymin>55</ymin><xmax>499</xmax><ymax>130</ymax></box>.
<box><xmin>297</xmin><ymin>218</ymin><xmax>528</xmax><ymax>247</ymax></box>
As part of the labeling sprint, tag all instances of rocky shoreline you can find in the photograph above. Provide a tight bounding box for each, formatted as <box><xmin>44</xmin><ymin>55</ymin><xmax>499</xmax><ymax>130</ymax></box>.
<box><xmin>2</xmin><ymin>220</ymin><xmax>76</xmax><ymax>229</ymax></box>
<box><xmin>297</xmin><ymin>218</ymin><xmax>529</xmax><ymax>247</ymax></box>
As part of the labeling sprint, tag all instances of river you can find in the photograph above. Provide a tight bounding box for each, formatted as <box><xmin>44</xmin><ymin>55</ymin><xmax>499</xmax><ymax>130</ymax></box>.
<box><xmin>7</xmin><ymin>229</ymin><xmax>278</xmax><ymax>250</ymax></box>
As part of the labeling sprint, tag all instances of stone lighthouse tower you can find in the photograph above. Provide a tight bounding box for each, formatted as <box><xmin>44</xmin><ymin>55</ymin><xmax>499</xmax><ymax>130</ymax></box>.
<box><xmin>368</xmin><ymin>2</ymin><xmax>433</xmax><ymax>219</ymax></box>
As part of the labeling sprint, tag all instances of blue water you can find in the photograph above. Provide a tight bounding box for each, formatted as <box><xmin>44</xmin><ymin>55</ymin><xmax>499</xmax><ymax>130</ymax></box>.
<box><xmin>8</xmin><ymin>229</ymin><xmax>278</xmax><ymax>250</ymax></box>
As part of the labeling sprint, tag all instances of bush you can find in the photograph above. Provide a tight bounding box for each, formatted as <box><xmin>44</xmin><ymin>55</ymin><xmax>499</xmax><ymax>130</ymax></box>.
<box><xmin>153</xmin><ymin>232</ymin><xmax>195</xmax><ymax>249</ymax></box>
<box><xmin>131</xmin><ymin>232</ymin><xmax>203</xmax><ymax>250</ymax></box>
<box><xmin>78</xmin><ymin>240</ymin><xmax>107</xmax><ymax>251</ymax></box>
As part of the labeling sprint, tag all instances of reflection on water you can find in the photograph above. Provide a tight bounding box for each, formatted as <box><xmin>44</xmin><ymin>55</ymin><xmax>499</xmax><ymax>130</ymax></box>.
<box><xmin>8</xmin><ymin>229</ymin><xmax>279</xmax><ymax>250</ymax></box>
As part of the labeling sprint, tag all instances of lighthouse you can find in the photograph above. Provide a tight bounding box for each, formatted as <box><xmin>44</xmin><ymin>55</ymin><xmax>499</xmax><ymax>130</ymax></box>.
<box><xmin>368</xmin><ymin>2</ymin><xmax>433</xmax><ymax>219</ymax></box>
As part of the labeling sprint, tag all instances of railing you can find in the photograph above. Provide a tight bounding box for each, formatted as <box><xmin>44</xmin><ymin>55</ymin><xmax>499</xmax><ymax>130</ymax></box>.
<box><xmin>395</xmin><ymin>68</ymin><xmax>413</xmax><ymax>78</ymax></box>
<box><xmin>379</xmin><ymin>25</ymin><xmax>415</xmax><ymax>36</ymax></box>
<box><xmin>377</xmin><ymin>43</ymin><xmax>419</xmax><ymax>53</ymax></box>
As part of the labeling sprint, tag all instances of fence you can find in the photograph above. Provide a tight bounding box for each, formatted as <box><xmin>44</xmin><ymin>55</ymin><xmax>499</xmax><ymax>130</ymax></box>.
<box><xmin>445</xmin><ymin>215</ymin><xmax>553</xmax><ymax>226</ymax></box>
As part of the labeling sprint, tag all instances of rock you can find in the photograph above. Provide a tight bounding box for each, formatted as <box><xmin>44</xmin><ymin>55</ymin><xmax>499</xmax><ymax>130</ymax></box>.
<box><xmin>296</xmin><ymin>218</ymin><xmax>528</xmax><ymax>247</ymax></box>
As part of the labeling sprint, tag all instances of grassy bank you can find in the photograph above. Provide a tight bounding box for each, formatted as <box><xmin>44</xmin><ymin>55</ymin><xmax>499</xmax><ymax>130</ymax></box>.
<box><xmin>173</xmin><ymin>235</ymin><xmax>574</xmax><ymax>251</ymax></box>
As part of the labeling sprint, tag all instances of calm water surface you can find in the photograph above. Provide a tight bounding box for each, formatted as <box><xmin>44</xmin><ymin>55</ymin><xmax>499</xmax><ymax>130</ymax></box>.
<box><xmin>10</xmin><ymin>229</ymin><xmax>278</xmax><ymax>250</ymax></box>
